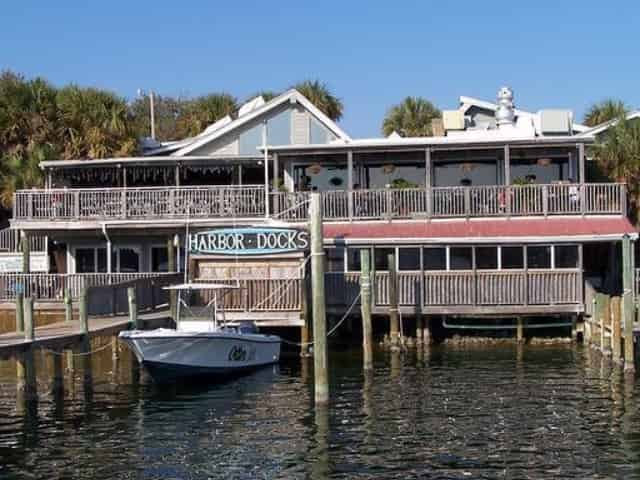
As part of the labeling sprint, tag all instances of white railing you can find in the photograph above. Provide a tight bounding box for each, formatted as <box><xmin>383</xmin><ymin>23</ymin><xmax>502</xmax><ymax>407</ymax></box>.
<box><xmin>0</xmin><ymin>272</ymin><xmax>177</xmax><ymax>301</ymax></box>
<box><xmin>0</xmin><ymin>228</ymin><xmax>46</xmax><ymax>252</ymax></box>
<box><xmin>14</xmin><ymin>186</ymin><xmax>265</xmax><ymax>221</ymax></box>
<box><xmin>272</xmin><ymin>183</ymin><xmax>626</xmax><ymax>222</ymax></box>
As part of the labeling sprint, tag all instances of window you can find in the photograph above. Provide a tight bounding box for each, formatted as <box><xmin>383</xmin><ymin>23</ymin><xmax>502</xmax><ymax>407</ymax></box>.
<box><xmin>450</xmin><ymin>247</ymin><xmax>473</xmax><ymax>270</ymax></box>
<box><xmin>555</xmin><ymin>245</ymin><xmax>579</xmax><ymax>269</ymax></box>
<box><xmin>76</xmin><ymin>248</ymin><xmax>96</xmax><ymax>273</ymax></box>
<box><xmin>423</xmin><ymin>247</ymin><xmax>446</xmax><ymax>270</ymax></box>
<box><xmin>326</xmin><ymin>247</ymin><xmax>345</xmax><ymax>272</ymax></box>
<box><xmin>97</xmin><ymin>248</ymin><xmax>107</xmax><ymax>273</ymax></box>
<box><xmin>398</xmin><ymin>248</ymin><xmax>420</xmax><ymax>271</ymax></box>
<box><xmin>346</xmin><ymin>248</ymin><xmax>363</xmax><ymax>271</ymax></box>
<box><xmin>476</xmin><ymin>246</ymin><xmax>498</xmax><ymax>270</ymax></box>
<box><xmin>374</xmin><ymin>248</ymin><xmax>394</xmax><ymax>271</ymax></box>
<box><xmin>527</xmin><ymin>246</ymin><xmax>551</xmax><ymax>269</ymax></box>
<box><xmin>152</xmin><ymin>247</ymin><xmax>178</xmax><ymax>272</ymax></box>
<box><xmin>501</xmin><ymin>246</ymin><xmax>524</xmax><ymax>269</ymax></box>
<box><xmin>116</xmin><ymin>248</ymin><xmax>140</xmax><ymax>273</ymax></box>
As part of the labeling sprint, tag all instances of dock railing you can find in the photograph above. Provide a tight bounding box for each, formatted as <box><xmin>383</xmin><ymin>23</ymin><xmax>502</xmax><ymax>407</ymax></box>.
<box><xmin>196</xmin><ymin>278</ymin><xmax>304</xmax><ymax>312</ymax></box>
<box><xmin>0</xmin><ymin>272</ymin><xmax>178</xmax><ymax>302</ymax></box>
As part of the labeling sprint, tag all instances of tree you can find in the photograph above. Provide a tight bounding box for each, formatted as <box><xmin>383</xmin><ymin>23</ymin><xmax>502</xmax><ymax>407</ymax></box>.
<box><xmin>129</xmin><ymin>94</ymin><xmax>188</xmax><ymax>142</ymax></box>
<box><xmin>175</xmin><ymin>93</ymin><xmax>237</xmax><ymax>138</ymax></box>
<box><xmin>382</xmin><ymin>97</ymin><xmax>441</xmax><ymax>137</ymax></box>
<box><xmin>292</xmin><ymin>80</ymin><xmax>343</xmax><ymax>121</ymax></box>
<box><xmin>583</xmin><ymin>99</ymin><xmax>629</xmax><ymax>127</ymax></box>
<box><xmin>591</xmin><ymin>115</ymin><xmax>640</xmax><ymax>223</ymax></box>
<box><xmin>247</xmin><ymin>91</ymin><xmax>279</xmax><ymax>103</ymax></box>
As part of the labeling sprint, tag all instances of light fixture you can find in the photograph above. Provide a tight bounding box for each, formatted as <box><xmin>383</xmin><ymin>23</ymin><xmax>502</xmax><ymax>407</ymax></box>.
<box><xmin>307</xmin><ymin>163</ymin><xmax>322</xmax><ymax>175</ymax></box>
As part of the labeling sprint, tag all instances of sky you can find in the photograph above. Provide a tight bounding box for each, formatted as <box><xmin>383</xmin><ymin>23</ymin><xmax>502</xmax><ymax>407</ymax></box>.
<box><xmin>2</xmin><ymin>1</ymin><xmax>639</xmax><ymax>138</ymax></box>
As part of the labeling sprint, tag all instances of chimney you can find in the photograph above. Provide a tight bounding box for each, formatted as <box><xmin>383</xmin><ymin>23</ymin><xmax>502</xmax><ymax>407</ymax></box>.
<box><xmin>495</xmin><ymin>86</ymin><xmax>516</xmax><ymax>126</ymax></box>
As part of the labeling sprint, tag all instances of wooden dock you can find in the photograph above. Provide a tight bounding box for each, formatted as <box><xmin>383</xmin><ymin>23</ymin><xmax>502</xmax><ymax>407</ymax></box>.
<box><xmin>0</xmin><ymin>310</ymin><xmax>170</xmax><ymax>359</ymax></box>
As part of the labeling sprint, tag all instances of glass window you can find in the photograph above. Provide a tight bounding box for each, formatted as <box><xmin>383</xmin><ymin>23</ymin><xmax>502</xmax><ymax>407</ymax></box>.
<box><xmin>450</xmin><ymin>247</ymin><xmax>473</xmax><ymax>270</ymax></box>
<box><xmin>398</xmin><ymin>248</ymin><xmax>420</xmax><ymax>271</ymax></box>
<box><xmin>118</xmin><ymin>248</ymin><xmax>140</xmax><ymax>273</ymax></box>
<box><xmin>501</xmin><ymin>246</ymin><xmax>524</xmax><ymax>269</ymax></box>
<box><xmin>476</xmin><ymin>246</ymin><xmax>498</xmax><ymax>270</ymax></box>
<box><xmin>374</xmin><ymin>248</ymin><xmax>394</xmax><ymax>271</ymax></box>
<box><xmin>527</xmin><ymin>246</ymin><xmax>551</xmax><ymax>269</ymax></box>
<box><xmin>152</xmin><ymin>247</ymin><xmax>169</xmax><ymax>272</ymax></box>
<box><xmin>76</xmin><ymin>248</ymin><xmax>95</xmax><ymax>273</ymax></box>
<box><xmin>423</xmin><ymin>247</ymin><xmax>446</xmax><ymax>270</ymax></box>
<box><xmin>96</xmin><ymin>248</ymin><xmax>107</xmax><ymax>273</ymax></box>
<box><xmin>555</xmin><ymin>245</ymin><xmax>579</xmax><ymax>269</ymax></box>
<box><xmin>326</xmin><ymin>247</ymin><xmax>345</xmax><ymax>272</ymax></box>
<box><xmin>346</xmin><ymin>248</ymin><xmax>363</xmax><ymax>271</ymax></box>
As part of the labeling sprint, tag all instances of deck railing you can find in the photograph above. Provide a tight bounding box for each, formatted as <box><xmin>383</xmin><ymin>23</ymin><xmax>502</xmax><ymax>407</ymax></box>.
<box><xmin>0</xmin><ymin>272</ymin><xmax>178</xmax><ymax>301</ymax></box>
<box><xmin>14</xmin><ymin>185</ymin><xmax>265</xmax><ymax>221</ymax></box>
<box><xmin>0</xmin><ymin>228</ymin><xmax>46</xmax><ymax>252</ymax></box>
<box><xmin>273</xmin><ymin>183</ymin><xmax>626</xmax><ymax>222</ymax></box>
<box><xmin>326</xmin><ymin>269</ymin><xmax>582</xmax><ymax>308</ymax></box>
<box><xmin>196</xmin><ymin>278</ymin><xmax>303</xmax><ymax>312</ymax></box>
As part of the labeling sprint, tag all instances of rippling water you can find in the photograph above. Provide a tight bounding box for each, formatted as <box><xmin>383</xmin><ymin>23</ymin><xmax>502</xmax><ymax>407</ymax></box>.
<box><xmin>1</xmin><ymin>342</ymin><xmax>640</xmax><ymax>479</ymax></box>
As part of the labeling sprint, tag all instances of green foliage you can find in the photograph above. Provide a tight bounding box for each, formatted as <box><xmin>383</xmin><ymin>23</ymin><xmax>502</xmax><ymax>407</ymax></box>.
<box><xmin>382</xmin><ymin>97</ymin><xmax>441</xmax><ymax>137</ymax></box>
<box><xmin>583</xmin><ymin>99</ymin><xmax>629</xmax><ymax>127</ymax></box>
<box><xmin>291</xmin><ymin>80</ymin><xmax>343</xmax><ymax>121</ymax></box>
<box><xmin>175</xmin><ymin>93</ymin><xmax>238</xmax><ymax>138</ymax></box>
<box><xmin>389</xmin><ymin>178</ymin><xmax>418</xmax><ymax>189</ymax></box>
<box><xmin>129</xmin><ymin>94</ymin><xmax>187</xmax><ymax>142</ymax></box>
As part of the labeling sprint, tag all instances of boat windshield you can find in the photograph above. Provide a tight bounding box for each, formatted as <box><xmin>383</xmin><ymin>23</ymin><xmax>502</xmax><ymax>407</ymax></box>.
<box><xmin>165</xmin><ymin>284</ymin><xmax>239</xmax><ymax>327</ymax></box>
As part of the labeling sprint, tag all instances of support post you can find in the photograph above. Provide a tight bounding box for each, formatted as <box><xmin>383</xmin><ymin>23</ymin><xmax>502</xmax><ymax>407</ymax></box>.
<box><xmin>23</xmin><ymin>296</ymin><xmax>34</xmax><ymax>341</ymax></box>
<box><xmin>310</xmin><ymin>193</ymin><xmax>328</xmax><ymax>404</ymax></box>
<box><xmin>128</xmin><ymin>287</ymin><xmax>139</xmax><ymax>330</ymax></box>
<box><xmin>388</xmin><ymin>252</ymin><xmax>400</xmax><ymax>349</ymax></box>
<box><xmin>167</xmin><ymin>237</ymin><xmax>177</xmax><ymax>321</ymax></box>
<box><xmin>423</xmin><ymin>316</ymin><xmax>431</xmax><ymax>346</ymax></box>
<box><xmin>15</xmin><ymin>292</ymin><xmax>24</xmax><ymax>333</ymax></box>
<box><xmin>516</xmin><ymin>317</ymin><xmax>524</xmax><ymax>343</ymax></box>
<box><xmin>360</xmin><ymin>249</ymin><xmax>373</xmax><ymax>370</ymax></box>
<box><xmin>300</xmin><ymin>273</ymin><xmax>311</xmax><ymax>358</ymax></box>
<box><xmin>16</xmin><ymin>348</ymin><xmax>37</xmax><ymax>400</ymax></box>
<box><xmin>64</xmin><ymin>288</ymin><xmax>72</xmax><ymax>323</ymax></box>
<box><xmin>79</xmin><ymin>287</ymin><xmax>88</xmax><ymax>336</ymax></box>
<box><xmin>425</xmin><ymin>148</ymin><xmax>433</xmax><ymax>219</ymax></box>
<box><xmin>611</xmin><ymin>296</ymin><xmax>622</xmax><ymax>363</ymax></box>
<box><xmin>601</xmin><ymin>294</ymin><xmax>611</xmax><ymax>356</ymax></box>
<box><xmin>347</xmin><ymin>150</ymin><xmax>354</xmax><ymax>220</ymax></box>
<box><xmin>51</xmin><ymin>350</ymin><xmax>64</xmax><ymax>395</ymax></box>
<box><xmin>21</xmin><ymin>233</ymin><xmax>30</xmax><ymax>274</ymax></box>
<box><xmin>623</xmin><ymin>235</ymin><xmax>635</xmax><ymax>371</ymax></box>
<box><xmin>504</xmin><ymin>144</ymin><xmax>511</xmax><ymax>186</ymax></box>
<box><xmin>111</xmin><ymin>336</ymin><xmax>119</xmax><ymax>361</ymax></box>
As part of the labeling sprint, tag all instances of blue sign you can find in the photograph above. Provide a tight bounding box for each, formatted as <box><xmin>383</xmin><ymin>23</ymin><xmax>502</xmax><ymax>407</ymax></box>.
<box><xmin>189</xmin><ymin>227</ymin><xmax>309</xmax><ymax>256</ymax></box>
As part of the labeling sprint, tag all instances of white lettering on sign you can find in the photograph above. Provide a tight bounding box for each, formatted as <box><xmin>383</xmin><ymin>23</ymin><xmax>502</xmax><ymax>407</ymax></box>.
<box><xmin>189</xmin><ymin>228</ymin><xmax>309</xmax><ymax>255</ymax></box>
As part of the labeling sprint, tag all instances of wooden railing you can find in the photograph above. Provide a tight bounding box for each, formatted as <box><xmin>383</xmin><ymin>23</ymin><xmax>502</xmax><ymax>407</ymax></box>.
<box><xmin>0</xmin><ymin>228</ymin><xmax>46</xmax><ymax>252</ymax></box>
<box><xmin>14</xmin><ymin>186</ymin><xmax>265</xmax><ymax>221</ymax></box>
<box><xmin>196</xmin><ymin>278</ymin><xmax>303</xmax><ymax>312</ymax></box>
<box><xmin>327</xmin><ymin>270</ymin><xmax>582</xmax><ymax>308</ymax></box>
<box><xmin>0</xmin><ymin>272</ymin><xmax>178</xmax><ymax>301</ymax></box>
<box><xmin>273</xmin><ymin>183</ymin><xmax>626</xmax><ymax>222</ymax></box>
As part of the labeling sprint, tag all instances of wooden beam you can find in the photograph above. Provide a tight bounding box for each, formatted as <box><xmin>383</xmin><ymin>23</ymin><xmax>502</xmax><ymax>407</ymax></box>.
<box><xmin>504</xmin><ymin>144</ymin><xmax>511</xmax><ymax>185</ymax></box>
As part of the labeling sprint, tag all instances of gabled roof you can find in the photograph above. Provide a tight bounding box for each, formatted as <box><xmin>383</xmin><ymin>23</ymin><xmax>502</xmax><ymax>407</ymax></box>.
<box><xmin>166</xmin><ymin>89</ymin><xmax>350</xmax><ymax>157</ymax></box>
<box><xmin>577</xmin><ymin>111</ymin><xmax>640</xmax><ymax>138</ymax></box>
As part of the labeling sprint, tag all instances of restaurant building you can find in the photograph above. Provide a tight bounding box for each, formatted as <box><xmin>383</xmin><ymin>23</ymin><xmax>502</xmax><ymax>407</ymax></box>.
<box><xmin>6</xmin><ymin>87</ymin><xmax>637</xmax><ymax>338</ymax></box>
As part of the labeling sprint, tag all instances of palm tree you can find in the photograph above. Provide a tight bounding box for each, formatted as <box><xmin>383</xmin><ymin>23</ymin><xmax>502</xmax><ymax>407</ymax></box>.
<box><xmin>583</xmin><ymin>99</ymin><xmax>629</xmax><ymax>127</ymax></box>
<box><xmin>247</xmin><ymin>90</ymin><xmax>279</xmax><ymax>103</ymax></box>
<box><xmin>129</xmin><ymin>94</ymin><xmax>187</xmax><ymax>142</ymax></box>
<box><xmin>591</xmin><ymin>115</ymin><xmax>640</xmax><ymax>223</ymax></box>
<box><xmin>382</xmin><ymin>97</ymin><xmax>441</xmax><ymax>137</ymax></box>
<box><xmin>175</xmin><ymin>93</ymin><xmax>238</xmax><ymax>137</ymax></box>
<box><xmin>292</xmin><ymin>80</ymin><xmax>343</xmax><ymax>121</ymax></box>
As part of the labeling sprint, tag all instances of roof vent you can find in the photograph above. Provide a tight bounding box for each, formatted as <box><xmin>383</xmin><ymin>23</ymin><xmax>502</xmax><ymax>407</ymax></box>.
<box><xmin>442</xmin><ymin>110</ymin><xmax>465</xmax><ymax>130</ymax></box>
<box><xmin>495</xmin><ymin>86</ymin><xmax>516</xmax><ymax>126</ymax></box>
<box><xmin>238</xmin><ymin>96</ymin><xmax>265</xmax><ymax>117</ymax></box>
<box><xmin>539</xmin><ymin>110</ymin><xmax>572</xmax><ymax>135</ymax></box>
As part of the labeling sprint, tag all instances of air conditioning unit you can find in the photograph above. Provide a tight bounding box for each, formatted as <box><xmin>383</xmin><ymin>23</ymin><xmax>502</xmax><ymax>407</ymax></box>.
<box><xmin>539</xmin><ymin>110</ymin><xmax>572</xmax><ymax>135</ymax></box>
<box><xmin>442</xmin><ymin>110</ymin><xmax>465</xmax><ymax>131</ymax></box>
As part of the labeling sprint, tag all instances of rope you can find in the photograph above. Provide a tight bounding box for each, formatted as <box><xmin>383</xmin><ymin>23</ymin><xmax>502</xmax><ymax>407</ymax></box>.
<box><xmin>39</xmin><ymin>341</ymin><xmax>114</xmax><ymax>357</ymax></box>
<box><xmin>270</xmin><ymin>198</ymin><xmax>310</xmax><ymax>220</ymax></box>
<box><xmin>281</xmin><ymin>291</ymin><xmax>362</xmax><ymax>347</ymax></box>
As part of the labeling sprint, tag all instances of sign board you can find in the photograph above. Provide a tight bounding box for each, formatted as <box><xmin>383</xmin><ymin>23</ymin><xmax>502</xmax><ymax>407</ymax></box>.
<box><xmin>0</xmin><ymin>252</ymin><xmax>48</xmax><ymax>273</ymax></box>
<box><xmin>189</xmin><ymin>227</ymin><xmax>309</xmax><ymax>256</ymax></box>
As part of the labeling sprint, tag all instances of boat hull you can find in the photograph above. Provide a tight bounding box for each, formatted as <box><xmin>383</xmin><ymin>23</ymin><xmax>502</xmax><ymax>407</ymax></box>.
<box><xmin>119</xmin><ymin>330</ymin><xmax>281</xmax><ymax>382</ymax></box>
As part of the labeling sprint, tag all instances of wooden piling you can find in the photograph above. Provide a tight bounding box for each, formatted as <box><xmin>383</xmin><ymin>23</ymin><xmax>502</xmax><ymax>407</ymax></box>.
<box><xmin>423</xmin><ymin>316</ymin><xmax>431</xmax><ymax>346</ymax></box>
<box><xmin>51</xmin><ymin>350</ymin><xmax>64</xmax><ymax>395</ymax></box>
<box><xmin>602</xmin><ymin>294</ymin><xmax>612</xmax><ymax>356</ymax></box>
<box><xmin>16</xmin><ymin>348</ymin><xmax>37</xmax><ymax>400</ymax></box>
<box><xmin>21</xmin><ymin>233</ymin><xmax>30</xmax><ymax>274</ymax></box>
<box><xmin>387</xmin><ymin>252</ymin><xmax>400</xmax><ymax>349</ymax></box>
<box><xmin>360</xmin><ymin>249</ymin><xmax>373</xmax><ymax>370</ymax></box>
<box><xmin>23</xmin><ymin>297</ymin><xmax>34</xmax><ymax>341</ymax></box>
<box><xmin>128</xmin><ymin>287</ymin><xmax>139</xmax><ymax>329</ymax></box>
<box><xmin>167</xmin><ymin>237</ymin><xmax>177</xmax><ymax>321</ymax></box>
<box><xmin>611</xmin><ymin>296</ymin><xmax>622</xmax><ymax>364</ymax></box>
<box><xmin>79</xmin><ymin>287</ymin><xmax>88</xmax><ymax>336</ymax></box>
<box><xmin>300</xmin><ymin>273</ymin><xmax>311</xmax><ymax>358</ymax></box>
<box><xmin>15</xmin><ymin>292</ymin><xmax>24</xmax><ymax>333</ymax></box>
<box><xmin>111</xmin><ymin>336</ymin><xmax>119</xmax><ymax>361</ymax></box>
<box><xmin>571</xmin><ymin>315</ymin><xmax>578</xmax><ymax>342</ymax></box>
<box><xmin>64</xmin><ymin>288</ymin><xmax>73</xmax><ymax>323</ymax></box>
<box><xmin>310</xmin><ymin>193</ymin><xmax>328</xmax><ymax>404</ymax></box>
<box><xmin>516</xmin><ymin>317</ymin><xmax>524</xmax><ymax>343</ymax></box>
<box><xmin>622</xmin><ymin>235</ymin><xmax>635</xmax><ymax>371</ymax></box>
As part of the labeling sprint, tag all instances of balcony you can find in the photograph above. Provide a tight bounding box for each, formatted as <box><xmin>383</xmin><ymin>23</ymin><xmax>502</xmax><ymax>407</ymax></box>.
<box><xmin>12</xmin><ymin>183</ymin><xmax>626</xmax><ymax>226</ymax></box>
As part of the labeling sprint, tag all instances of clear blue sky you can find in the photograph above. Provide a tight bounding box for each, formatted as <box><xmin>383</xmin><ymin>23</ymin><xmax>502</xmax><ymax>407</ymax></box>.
<box><xmin>2</xmin><ymin>1</ymin><xmax>638</xmax><ymax>138</ymax></box>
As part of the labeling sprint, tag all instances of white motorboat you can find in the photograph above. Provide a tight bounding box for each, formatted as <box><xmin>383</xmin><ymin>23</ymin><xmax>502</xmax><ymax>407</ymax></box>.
<box><xmin>119</xmin><ymin>283</ymin><xmax>281</xmax><ymax>382</ymax></box>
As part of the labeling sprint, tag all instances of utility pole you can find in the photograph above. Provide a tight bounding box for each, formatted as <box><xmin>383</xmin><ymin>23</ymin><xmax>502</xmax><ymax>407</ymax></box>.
<box><xmin>310</xmin><ymin>192</ymin><xmax>328</xmax><ymax>404</ymax></box>
<box><xmin>149</xmin><ymin>90</ymin><xmax>156</xmax><ymax>140</ymax></box>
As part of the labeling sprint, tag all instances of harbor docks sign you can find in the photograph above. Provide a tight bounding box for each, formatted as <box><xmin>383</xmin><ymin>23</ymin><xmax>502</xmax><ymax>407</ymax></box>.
<box><xmin>189</xmin><ymin>228</ymin><xmax>309</xmax><ymax>256</ymax></box>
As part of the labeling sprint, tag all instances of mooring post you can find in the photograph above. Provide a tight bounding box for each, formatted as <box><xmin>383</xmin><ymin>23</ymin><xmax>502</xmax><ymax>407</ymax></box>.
<box><xmin>16</xmin><ymin>348</ymin><xmax>37</xmax><ymax>401</ymax></box>
<box><xmin>387</xmin><ymin>252</ymin><xmax>400</xmax><ymax>350</ymax></box>
<box><xmin>51</xmin><ymin>350</ymin><xmax>64</xmax><ymax>395</ymax></box>
<box><xmin>128</xmin><ymin>286</ymin><xmax>139</xmax><ymax>329</ymax></box>
<box><xmin>79</xmin><ymin>287</ymin><xmax>88</xmax><ymax>336</ymax></box>
<box><xmin>23</xmin><ymin>296</ymin><xmax>34</xmax><ymax>342</ymax></box>
<box><xmin>622</xmin><ymin>235</ymin><xmax>635</xmax><ymax>371</ymax></box>
<box><xmin>300</xmin><ymin>273</ymin><xmax>312</xmax><ymax>358</ymax></box>
<box><xmin>15</xmin><ymin>292</ymin><xmax>24</xmax><ymax>333</ymax></box>
<box><xmin>611</xmin><ymin>296</ymin><xmax>622</xmax><ymax>363</ymax></box>
<box><xmin>64</xmin><ymin>288</ymin><xmax>73</xmax><ymax>323</ymax></box>
<box><xmin>360</xmin><ymin>249</ymin><xmax>373</xmax><ymax>370</ymax></box>
<box><xmin>571</xmin><ymin>314</ymin><xmax>578</xmax><ymax>342</ymax></box>
<box><xmin>310</xmin><ymin>192</ymin><xmax>328</xmax><ymax>404</ymax></box>
<box><xmin>111</xmin><ymin>335</ymin><xmax>119</xmax><ymax>361</ymax></box>
<box><xmin>602</xmin><ymin>294</ymin><xmax>612</xmax><ymax>356</ymax></box>
<box><xmin>21</xmin><ymin>232</ymin><xmax>30</xmax><ymax>274</ymax></box>
<box><xmin>167</xmin><ymin>236</ymin><xmax>177</xmax><ymax>321</ymax></box>
<box><xmin>516</xmin><ymin>317</ymin><xmax>524</xmax><ymax>343</ymax></box>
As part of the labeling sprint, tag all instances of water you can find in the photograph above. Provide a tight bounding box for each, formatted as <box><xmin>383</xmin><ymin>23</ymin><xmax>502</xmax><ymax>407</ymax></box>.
<box><xmin>1</xmin><ymin>343</ymin><xmax>640</xmax><ymax>479</ymax></box>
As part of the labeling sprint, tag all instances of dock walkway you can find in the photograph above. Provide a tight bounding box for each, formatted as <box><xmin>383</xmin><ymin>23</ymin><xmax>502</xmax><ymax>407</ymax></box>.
<box><xmin>0</xmin><ymin>310</ymin><xmax>170</xmax><ymax>359</ymax></box>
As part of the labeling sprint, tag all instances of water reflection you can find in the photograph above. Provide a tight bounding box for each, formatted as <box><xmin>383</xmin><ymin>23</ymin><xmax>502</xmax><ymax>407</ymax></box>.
<box><xmin>1</xmin><ymin>342</ymin><xmax>640</xmax><ymax>478</ymax></box>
